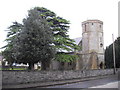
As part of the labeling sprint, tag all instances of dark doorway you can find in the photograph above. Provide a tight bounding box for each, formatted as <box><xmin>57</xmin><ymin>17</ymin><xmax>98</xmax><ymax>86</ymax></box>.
<box><xmin>100</xmin><ymin>62</ymin><xmax>103</xmax><ymax>69</ymax></box>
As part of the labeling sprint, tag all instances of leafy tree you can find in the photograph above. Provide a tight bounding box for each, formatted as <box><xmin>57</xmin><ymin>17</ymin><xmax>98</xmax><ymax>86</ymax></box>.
<box><xmin>105</xmin><ymin>37</ymin><xmax>120</xmax><ymax>68</ymax></box>
<box><xmin>2</xmin><ymin>22</ymin><xmax>23</xmax><ymax>67</ymax></box>
<box><xmin>2</xmin><ymin>7</ymin><xmax>80</xmax><ymax>70</ymax></box>
<box><xmin>35</xmin><ymin>7</ymin><xmax>80</xmax><ymax>62</ymax></box>
<box><xmin>12</xmin><ymin>8</ymin><xmax>55</xmax><ymax>70</ymax></box>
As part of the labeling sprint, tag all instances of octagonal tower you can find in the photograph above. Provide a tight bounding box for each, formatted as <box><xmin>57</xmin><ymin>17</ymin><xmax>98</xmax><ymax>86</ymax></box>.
<box><xmin>81</xmin><ymin>20</ymin><xmax>104</xmax><ymax>69</ymax></box>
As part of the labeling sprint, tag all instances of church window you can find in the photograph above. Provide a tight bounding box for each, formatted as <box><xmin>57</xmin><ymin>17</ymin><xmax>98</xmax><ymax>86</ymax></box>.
<box><xmin>100</xmin><ymin>37</ymin><xmax>102</xmax><ymax>42</ymax></box>
<box><xmin>85</xmin><ymin>24</ymin><xmax>86</xmax><ymax>31</ymax></box>
<box><xmin>100</xmin><ymin>43</ymin><xmax>103</xmax><ymax>47</ymax></box>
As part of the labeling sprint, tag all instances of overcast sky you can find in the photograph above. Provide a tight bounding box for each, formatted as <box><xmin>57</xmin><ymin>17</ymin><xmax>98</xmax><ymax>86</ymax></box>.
<box><xmin>0</xmin><ymin>0</ymin><xmax>119</xmax><ymax>51</ymax></box>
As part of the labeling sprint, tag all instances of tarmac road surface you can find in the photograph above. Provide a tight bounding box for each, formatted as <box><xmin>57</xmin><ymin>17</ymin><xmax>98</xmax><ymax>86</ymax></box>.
<box><xmin>45</xmin><ymin>74</ymin><xmax>118</xmax><ymax>88</ymax></box>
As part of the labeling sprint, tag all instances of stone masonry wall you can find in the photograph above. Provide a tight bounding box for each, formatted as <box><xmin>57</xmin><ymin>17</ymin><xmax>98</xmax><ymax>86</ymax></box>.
<box><xmin>2</xmin><ymin>69</ymin><xmax>114</xmax><ymax>85</ymax></box>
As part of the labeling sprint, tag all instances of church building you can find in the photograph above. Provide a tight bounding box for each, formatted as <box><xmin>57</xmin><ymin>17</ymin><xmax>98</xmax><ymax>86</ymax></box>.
<box><xmin>80</xmin><ymin>19</ymin><xmax>104</xmax><ymax>69</ymax></box>
<box><xmin>50</xmin><ymin>19</ymin><xmax>105</xmax><ymax>70</ymax></box>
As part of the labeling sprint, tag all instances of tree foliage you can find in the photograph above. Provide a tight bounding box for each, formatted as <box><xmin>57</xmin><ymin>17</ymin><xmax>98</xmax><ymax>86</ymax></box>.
<box><xmin>13</xmin><ymin>8</ymin><xmax>55</xmax><ymax>70</ymax></box>
<box><xmin>2</xmin><ymin>8</ymin><xmax>55</xmax><ymax>70</ymax></box>
<box><xmin>35</xmin><ymin>7</ymin><xmax>80</xmax><ymax>62</ymax></box>
<box><xmin>2</xmin><ymin>7</ymin><xmax>80</xmax><ymax>70</ymax></box>
<box><xmin>2</xmin><ymin>22</ymin><xmax>23</xmax><ymax>65</ymax></box>
<box><xmin>105</xmin><ymin>37</ymin><xmax>120</xmax><ymax>68</ymax></box>
<box><xmin>55</xmin><ymin>53</ymin><xmax>78</xmax><ymax>62</ymax></box>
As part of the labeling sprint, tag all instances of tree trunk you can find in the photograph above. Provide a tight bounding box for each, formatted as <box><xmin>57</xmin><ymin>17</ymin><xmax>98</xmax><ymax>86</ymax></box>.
<box><xmin>28</xmin><ymin>62</ymin><xmax>34</xmax><ymax>70</ymax></box>
<box><xmin>41</xmin><ymin>61</ymin><xmax>46</xmax><ymax>70</ymax></box>
<box><xmin>9</xmin><ymin>62</ymin><xmax>13</xmax><ymax>70</ymax></box>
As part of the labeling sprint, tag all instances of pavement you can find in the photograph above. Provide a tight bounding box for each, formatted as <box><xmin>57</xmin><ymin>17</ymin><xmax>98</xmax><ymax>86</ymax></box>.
<box><xmin>90</xmin><ymin>81</ymin><xmax>119</xmax><ymax>88</ymax></box>
<box><xmin>2</xmin><ymin>74</ymin><xmax>118</xmax><ymax>90</ymax></box>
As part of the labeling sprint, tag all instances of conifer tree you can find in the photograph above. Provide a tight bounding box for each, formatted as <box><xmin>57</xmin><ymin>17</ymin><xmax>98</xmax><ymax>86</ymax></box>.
<box><xmin>35</xmin><ymin>7</ymin><xmax>79</xmax><ymax>62</ymax></box>
<box><xmin>105</xmin><ymin>37</ymin><xmax>120</xmax><ymax>68</ymax></box>
<box><xmin>12</xmin><ymin>8</ymin><xmax>55</xmax><ymax>70</ymax></box>
<box><xmin>2</xmin><ymin>22</ymin><xmax>23</xmax><ymax>67</ymax></box>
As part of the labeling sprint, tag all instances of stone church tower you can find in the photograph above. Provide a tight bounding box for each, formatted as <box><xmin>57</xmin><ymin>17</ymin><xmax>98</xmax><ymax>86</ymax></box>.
<box><xmin>81</xmin><ymin>20</ymin><xmax>104</xmax><ymax>69</ymax></box>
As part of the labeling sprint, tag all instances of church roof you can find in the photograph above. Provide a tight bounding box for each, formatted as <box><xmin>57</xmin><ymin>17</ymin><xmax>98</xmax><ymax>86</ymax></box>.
<box><xmin>56</xmin><ymin>37</ymin><xmax>82</xmax><ymax>53</ymax></box>
<box><xmin>73</xmin><ymin>37</ymin><xmax>82</xmax><ymax>45</ymax></box>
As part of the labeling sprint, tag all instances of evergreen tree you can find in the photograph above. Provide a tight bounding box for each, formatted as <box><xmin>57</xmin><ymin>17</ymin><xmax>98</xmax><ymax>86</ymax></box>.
<box><xmin>2</xmin><ymin>7</ymin><xmax>80</xmax><ymax>70</ymax></box>
<box><xmin>2</xmin><ymin>22</ymin><xmax>23</xmax><ymax>67</ymax></box>
<box><xmin>105</xmin><ymin>37</ymin><xmax>120</xmax><ymax>68</ymax></box>
<box><xmin>12</xmin><ymin>8</ymin><xmax>55</xmax><ymax>70</ymax></box>
<box><xmin>35</xmin><ymin>7</ymin><xmax>80</xmax><ymax>62</ymax></box>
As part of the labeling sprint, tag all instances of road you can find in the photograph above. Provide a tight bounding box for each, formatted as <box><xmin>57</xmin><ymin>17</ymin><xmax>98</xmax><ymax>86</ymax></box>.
<box><xmin>2</xmin><ymin>74</ymin><xmax>119</xmax><ymax>90</ymax></box>
<box><xmin>45</xmin><ymin>74</ymin><xmax>119</xmax><ymax>88</ymax></box>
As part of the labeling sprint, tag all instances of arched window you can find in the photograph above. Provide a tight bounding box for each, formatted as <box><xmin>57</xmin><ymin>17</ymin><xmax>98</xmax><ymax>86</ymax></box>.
<box><xmin>100</xmin><ymin>37</ymin><xmax>102</xmax><ymax>42</ymax></box>
<box><xmin>85</xmin><ymin>24</ymin><xmax>86</xmax><ymax>32</ymax></box>
<box><xmin>100</xmin><ymin>43</ymin><xmax>103</xmax><ymax>47</ymax></box>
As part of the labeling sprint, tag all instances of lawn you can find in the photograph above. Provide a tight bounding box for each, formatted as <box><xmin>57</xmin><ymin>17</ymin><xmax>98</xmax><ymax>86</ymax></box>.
<box><xmin>0</xmin><ymin>67</ymin><xmax>27</xmax><ymax>70</ymax></box>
